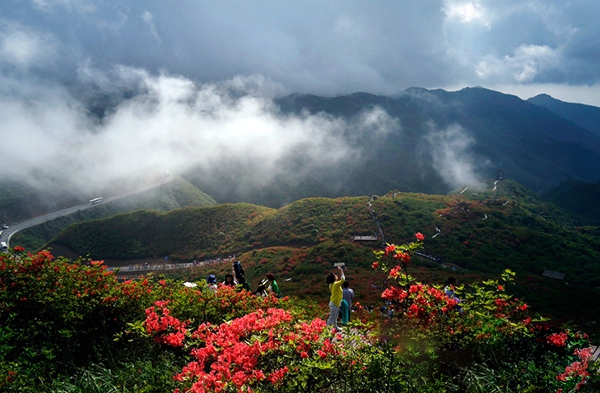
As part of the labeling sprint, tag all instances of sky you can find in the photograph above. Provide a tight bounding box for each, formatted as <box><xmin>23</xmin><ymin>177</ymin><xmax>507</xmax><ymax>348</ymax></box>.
<box><xmin>1</xmin><ymin>0</ymin><xmax>600</xmax><ymax>198</ymax></box>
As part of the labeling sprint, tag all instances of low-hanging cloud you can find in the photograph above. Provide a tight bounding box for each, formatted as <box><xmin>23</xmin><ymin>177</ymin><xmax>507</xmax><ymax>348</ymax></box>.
<box><xmin>0</xmin><ymin>66</ymin><xmax>397</xmax><ymax>199</ymax></box>
<box><xmin>0</xmin><ymin>19</ymin><xmax>58</xmax><ymax>70</ymax></box>
<box><xmin>426</xmin><ymin>123</ymin><xmax>489</xmax><ymax>189</ymax></box>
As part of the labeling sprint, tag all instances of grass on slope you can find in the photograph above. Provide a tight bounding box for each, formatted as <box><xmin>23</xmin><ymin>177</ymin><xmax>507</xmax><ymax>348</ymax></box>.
<box><xmin>11</xmin><ymin>177</ymin><xmax>217</xmax><ymax>251</ymax></box>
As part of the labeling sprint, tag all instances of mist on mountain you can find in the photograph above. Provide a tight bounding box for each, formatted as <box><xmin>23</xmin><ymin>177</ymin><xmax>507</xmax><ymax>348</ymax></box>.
<box><xmin>2</xmin><ymin>73</ymin><xmax>600</xmax><ymax>215</ymax></box>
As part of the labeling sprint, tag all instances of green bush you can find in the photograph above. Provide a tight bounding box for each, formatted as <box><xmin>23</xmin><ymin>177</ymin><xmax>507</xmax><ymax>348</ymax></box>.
<box><xmin>2</xmin><ymin>246</ymin><xmax>599</xmax><ymax>392</ymax></box>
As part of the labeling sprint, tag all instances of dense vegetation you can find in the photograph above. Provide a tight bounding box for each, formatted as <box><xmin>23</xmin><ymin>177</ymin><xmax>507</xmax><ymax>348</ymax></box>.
<box><xmin>39</xmin><ymin>179</ymin><xmax>600</xmax><ymax>337</ymax></box>
<box><xmin>1</xmin><ymin>244</ymin><xmax>598</xmax><ymax>392</ymax></box>
<box><xmin>542</xmin><ymin>180</ymin><xmax>600</xmax><ymax>226</ymax></box>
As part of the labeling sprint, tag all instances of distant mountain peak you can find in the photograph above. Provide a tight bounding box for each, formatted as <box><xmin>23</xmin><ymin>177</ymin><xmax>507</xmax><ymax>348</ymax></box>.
<box><xmin>529</xmin><ymin>93</ymin><xmax>557</xmax><ymax>103</ymax></box>
<box><xmin>405</xmin><ymin>87</ymin><xmax>431</xmax><ymax>93</ymax></box>
<box><xmin>528</xmin><ymin>94</ymin><xmax>600</xmax><ymax>137</ymax></box>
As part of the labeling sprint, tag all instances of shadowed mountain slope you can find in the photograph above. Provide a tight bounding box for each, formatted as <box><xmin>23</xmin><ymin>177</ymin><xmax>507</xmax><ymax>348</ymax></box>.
<box><xmin>528</xmin><ymin>93</ymin><xmax>600</xmax><ymax>138</ymax></box>
<box><xmin>189</xmin><ymin>87</ymin><xmax>600</xmax><ymax>207</ymax></box>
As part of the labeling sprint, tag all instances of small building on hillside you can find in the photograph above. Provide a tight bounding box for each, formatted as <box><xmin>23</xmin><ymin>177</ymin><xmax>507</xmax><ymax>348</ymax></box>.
<box><xmin>352</xmin><ymin>235</ymin><xmax>378</xmax><ymax>242</ymax></box>
<box><xmin>542</xmin><ymin>270</ymin><xmax>566</xmax><ymax>280</ymax></box>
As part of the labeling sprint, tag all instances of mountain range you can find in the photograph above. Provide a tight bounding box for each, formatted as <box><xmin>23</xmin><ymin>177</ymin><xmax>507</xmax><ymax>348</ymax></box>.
<box><xmin>186</xmin><ymin>87</ymin><xmax>600</xmax><ymax>207</ymax></box>
<box><xmin>2</xmin><ymin>86</ymin><xmax>600</xmax><ymax>219</ymax></box>
<box><xmin>4</xmin><ymin>85</ymin><xmax>600</xmax><ymax>332</ymax></box>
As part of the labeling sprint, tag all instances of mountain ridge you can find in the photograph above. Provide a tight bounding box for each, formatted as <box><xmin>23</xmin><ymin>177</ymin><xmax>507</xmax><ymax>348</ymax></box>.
<box><xmin>4</xmin><ymin>86</ymin><xmax>600</xmax><ymax>213</ymax></box>
<box><xmin>187</xmin><ymin>86</ymin><xmax>600</xmax><ymax>206</ymax></box>
<box><xmin>528</xmin><ymin>93</ymin><xmax>600</xmax><ymax>138</ymax></box>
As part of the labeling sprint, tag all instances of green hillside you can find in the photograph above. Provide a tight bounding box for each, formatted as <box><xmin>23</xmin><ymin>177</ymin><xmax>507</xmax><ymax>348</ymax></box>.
<box><xmin>4</xmin><ymin>181</ymin><xmax>600</xmax><ymax>391</ymax></box>
<box><xmin>44</xmin><ymin>179</ymin><xmax>600</xmax><ymax>333</ymax></box>
<box><xmin>11</xmin><ymin>177</ymin><xmax>217</xmax><ymax>251</ymax></box>
<box><xmin>50</xmin><ymin>179</ymin><xmax>598</xmax><ymax>283</ymax></box>
<box><xmin>541</xmin><ymin>179</ymin><xmax>600</xmax><ymax>226</ymax></box>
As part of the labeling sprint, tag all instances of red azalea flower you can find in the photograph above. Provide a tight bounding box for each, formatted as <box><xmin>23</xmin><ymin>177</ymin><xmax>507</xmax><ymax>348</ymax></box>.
<box><xmin>384</xmin><ymin>244</ymin><xmax>396</xmax><ymax>256</ymax></box>
<box><xmin>381</xmin><ymin>286</ymin><xmax>407</xmax><ymax>302</ymax></box>
<box><xmin>407</xmin><ymin>304</ymin><xmax>419</xmax><ymax>316</ymax></box>
<box><xmin>372</xmin><ymin>261</ymin><xmax>379</xmax><ymax>270</ymax></box>
<box><xmin>415</xmin><ymin>232</ymin><xmax>425</xmax><ymax>241</ymax></box>
<box><xmin>389</xmin><ymin>265</ymin><xmax>402</xmax><ymax>278</ymax></box>
<box><xmin>394</xmin><ymin>252</ymin><xmax>411</xmax><ymax>263</ymax></box>
<box><xmin>547</xmin><ymin>332</ymin><xmax>568</xmax><ymax>347</ymax></box>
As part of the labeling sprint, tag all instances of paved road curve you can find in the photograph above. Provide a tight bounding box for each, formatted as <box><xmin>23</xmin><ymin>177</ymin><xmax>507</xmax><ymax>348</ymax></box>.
<box><xmin>0</xmin><ymin>172</ymin><xmax>173</xmax><ymax>248</ymax></box>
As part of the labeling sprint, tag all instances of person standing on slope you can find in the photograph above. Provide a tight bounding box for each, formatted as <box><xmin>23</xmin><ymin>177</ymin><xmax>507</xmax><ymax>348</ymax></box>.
<box><xmin>341</xmin><ymin>281</ymin><xmax>354</xmax><ymax>324</ymax></box>
<box><xmin>326</xmin><ymin>266</ymin><xmax>345</xmax><ymax>331</ymax></box>
<box><xmin>266</xmin><ymin>273</ymin><xmax>282</xmax><ymax>298</ymax></box>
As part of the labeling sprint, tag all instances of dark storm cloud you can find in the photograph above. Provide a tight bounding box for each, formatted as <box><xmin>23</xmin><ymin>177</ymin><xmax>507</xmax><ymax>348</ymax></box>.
<box><xmin>3</xmin><ymin>1</ymin><xmax>600</xmax><ymax>98</ymax></box>
<box><xmin>2</xmin><ymin>1</ymin><xmax>451</xmax><ymax>94</ymax></box>
<box><xmin>2</xmin><ymin>0</ymin><xmax>600</xmax><ymax>196</ymax></box>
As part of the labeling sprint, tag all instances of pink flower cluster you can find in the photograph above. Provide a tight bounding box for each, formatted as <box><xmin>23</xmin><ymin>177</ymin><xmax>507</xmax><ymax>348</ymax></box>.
<box><xmin>556</xmin><ymin>347</ymin><xmax>593</xmax><ymax>392</ymax></box>
<box><xmin>145</xmin><ymin>301</ymin><xmax>188</xmax><ymax>347</ymax></box>
<box><xmin>147</xmin><ymin>307</ymin><xmax>336</xmax><ymax>393</ymax></box>
<box><xmin>547</xmin><ymin>332</ymin><xmax>569</xmax><ymax>347</ymax></box>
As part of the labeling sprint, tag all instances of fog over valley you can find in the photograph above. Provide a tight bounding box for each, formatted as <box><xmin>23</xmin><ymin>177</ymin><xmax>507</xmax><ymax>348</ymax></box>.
<box><xmin>1</xmin><ymin>69</ymin><xmax>406</xmax><ymax>201</ymax></box>
<box><xmin>2</xmin><ymin>1</ymin><xmax>600</xmax><ymax>208</ymax></box>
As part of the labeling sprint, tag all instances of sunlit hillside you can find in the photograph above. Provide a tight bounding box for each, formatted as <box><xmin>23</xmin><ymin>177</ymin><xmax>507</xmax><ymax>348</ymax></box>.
<box><xmin>42</xmin><ymin>179</ymin><xmax>600</xmax><ymax>336</ymax></box>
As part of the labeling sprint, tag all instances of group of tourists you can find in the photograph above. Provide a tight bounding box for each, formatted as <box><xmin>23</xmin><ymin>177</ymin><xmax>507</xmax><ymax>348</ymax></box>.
<box><xmin>204</xmin><ymin>257</ymin><xmax>460</xmax><ymax>333</ymax></box>
<box><xmin>325</xmin><ymin>267</ymin><xmax>458</xmax><ymax>332</ymax></box>
<box><xmin>325</xmin><ymin>266</ymin><xmax>355</xmax><ymax>331</ymax></box>
<box><xmin>205</xmin><ymin>261</ymin><xmax>282</xmax><ymax>298</ymax></box>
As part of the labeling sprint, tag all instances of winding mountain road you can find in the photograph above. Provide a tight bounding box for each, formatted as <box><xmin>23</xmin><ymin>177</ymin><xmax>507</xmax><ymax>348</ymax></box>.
<box><xmin>0</xmin><ymin>172</ymin><xmax>173</xmax><ymax>248</ymax></box>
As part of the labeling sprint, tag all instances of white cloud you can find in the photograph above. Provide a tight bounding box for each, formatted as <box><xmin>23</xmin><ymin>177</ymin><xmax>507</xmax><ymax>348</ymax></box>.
<box><xmin>0</xmin><ymin>21</ymin><xmax>57</xmax><ymax>69</ymax></box>
<box><xmin>30</xmin><ymin>0</ymin><xmax>94</xmax><ymax>14</ymax></box>
<box><xmin>426</xmin><ymin>124</ymin><xmax>488</xmax><ymax>188</ymax></box>
<box><xmin>476</xmin><ymin>44</ymin><xmax>561</xmax><ymax>83</ymax></box>
<box><xmin>141</xmin><ymin>10</ymin><xmax>161</xmax><ymax>43</ymax></box>
<box><xmin>444</xmin><ymin>0</ymin><xmax>490</xmax><ymax>27</ymax></box>
<box><xmin>0</xmin><ymin>68</ymin><xmax>397</xmax><ymax>196</ymax></box>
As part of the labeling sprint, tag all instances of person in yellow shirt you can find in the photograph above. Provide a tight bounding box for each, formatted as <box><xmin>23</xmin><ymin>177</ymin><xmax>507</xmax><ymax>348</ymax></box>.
<box><xmin>326</xmin><ymin>266</ymin><xmax>345</xmax><ymax>331</ymax></box>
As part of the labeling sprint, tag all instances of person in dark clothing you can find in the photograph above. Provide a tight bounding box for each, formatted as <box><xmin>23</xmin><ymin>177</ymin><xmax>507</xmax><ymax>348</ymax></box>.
<box><xmin>342</xmin><ymin>281</ymin><xmax>354</xmax><ymax>323</ymax></box>
<box><xmin>223</xmin><ymin>273</ymin><xmax>237</xmax><ymax>286</ymax></box>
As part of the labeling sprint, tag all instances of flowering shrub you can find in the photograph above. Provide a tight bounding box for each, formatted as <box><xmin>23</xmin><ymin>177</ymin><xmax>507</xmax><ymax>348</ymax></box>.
<box><xmin>0</xmin><ymin>249</ymin><xmax>278</xmax><ymax>386</ymax></box>
<box><xmin>0</xmin><ymin>250</ymin><xmax>126</xmax><ymax>364</ymax></box>
<box><xmin>145</xmin><ymin>301</ymin><xmax>189</xmax><ymax>347</ymax></box>
<box><xmin>2</xmin><ymin>246</ymin><xmax>599</xmax><ymax>392</ymax></box>
<box><xmin>371</xmin><ymin>234</ymin><xmax>599</xmax><ymax>392</ymax></box>
<box><xmin>145</xmin><ymin>305</ymin><xmax>374</xmax><ymax>393</ymax></box>
<box><xmin>373</xmin><ymin>232</ymin><xmax>425</xmax><ymax>286</ymax></box>
<box><xmin>557</xmin><ymin>347</ymin><xmax>594</xmax><ymax>392</ymax></box>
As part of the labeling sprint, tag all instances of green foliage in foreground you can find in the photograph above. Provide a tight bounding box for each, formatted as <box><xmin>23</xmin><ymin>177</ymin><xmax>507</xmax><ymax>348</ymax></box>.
<box><xmin>1</xmin><ymin>247</ymin><xmax>599</xmax><ymax>392</ymax></box>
